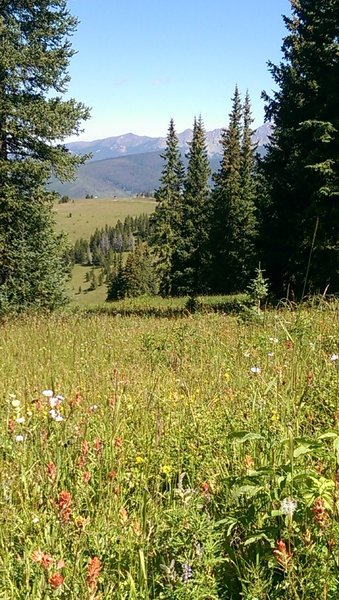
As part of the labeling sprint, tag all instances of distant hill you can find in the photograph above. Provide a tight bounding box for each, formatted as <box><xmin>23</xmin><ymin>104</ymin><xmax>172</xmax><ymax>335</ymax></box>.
<box><xmin>66</xmin><ymin>123</ymin><xmax>272</xmax><ymax>162</ymax></box>
<box><xmin>51</xmin><ymin>152</ymin><xmax>165</xmax><ymax>198</ymax></box>
<box><xmin>52</xmin><ymin>124</ymin><xmax>272</xmax><ymax>198</ymax></box>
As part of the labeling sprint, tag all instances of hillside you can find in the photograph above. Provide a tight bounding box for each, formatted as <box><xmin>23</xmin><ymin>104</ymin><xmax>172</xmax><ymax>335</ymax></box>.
<box><xmin>66</xmin><ymin>123</ymin><xmax>272</xmax><ymax>162</ymax></box>
<box><xmin>52</xmin><ymin>152</ymin><xmax>222</xmax><ymax>198</ymax></box>
<box><xmin>52</xmin><ymin>124</ymin><xmax>272</xmax><ymax>198</ymax></box>
<box><xmin>51</xmin><ymin>152</ymin><xmax>165</xmax><ymax>198</ymax></box>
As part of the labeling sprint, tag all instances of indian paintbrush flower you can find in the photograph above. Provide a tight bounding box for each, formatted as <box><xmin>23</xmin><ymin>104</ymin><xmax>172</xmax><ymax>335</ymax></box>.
<box><xmin>87</xmin><ymin>556</ymin><xmax>101</xmax><ymax>591</ymax></box>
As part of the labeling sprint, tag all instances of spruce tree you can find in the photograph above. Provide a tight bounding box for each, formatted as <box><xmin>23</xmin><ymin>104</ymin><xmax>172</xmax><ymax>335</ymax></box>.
<box><xmin>262</xmin><ymin>0</ymin><xmax>339</xmax><ymax>297</ymax></box>
<box><xmin>239</xmin><ymin>90</ymin><xmax>258</xmax><ymax>275</ymax></box>
<box><xmin>106</xmin><ymin>243</ymin><xmax>157</xmax><ymax>300</ymax></box>
<box><xmin>0</xmin><ymin>1</ymin><xmax>90</xmax><ymax>313</ymax></box>
<box><xmin>150</xmin><ymin>119</ymin><xmax>184</xmax><ymax>296</ymax></box>
<box><xmin>171</xmin><ymin>115</ymin><xmax>211</xmax><ymax>296</ymax></box>
<box><xmin>211</xmin><ymin>86</ymin><xmax>257</xmax><ymax>293</ymax></box>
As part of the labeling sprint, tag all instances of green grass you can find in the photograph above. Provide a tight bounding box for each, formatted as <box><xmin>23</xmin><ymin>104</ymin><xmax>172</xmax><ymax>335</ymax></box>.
<box><xmin>54</xmin><ymin>196</ymin><xmax>155</xmax><ymax>305</ymax></box>
<box><xmin>54</xmin><ymin>197</ymin><xmax>155</xmax><ymax>244</ymax></box>
<box><xmin>1</xmin><ymin>301</ymin><xmax>338</xmax><ymax>598</ymax></box>
<box><xmin>66</xmin><ymin>265</ymin><xmax>108</xmax><ymax>305</ymax></box>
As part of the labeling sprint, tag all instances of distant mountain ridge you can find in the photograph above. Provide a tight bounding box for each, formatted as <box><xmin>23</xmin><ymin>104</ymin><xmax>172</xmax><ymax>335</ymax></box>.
<box><xmin>52</xmin><ymin>124</ymin><xmax>272</xmax><ymax>198</ymax></box>
<box><xmin>66</xmin><ymin>123</ymin><xmax>272</xmax><ymax>162</ymax></box>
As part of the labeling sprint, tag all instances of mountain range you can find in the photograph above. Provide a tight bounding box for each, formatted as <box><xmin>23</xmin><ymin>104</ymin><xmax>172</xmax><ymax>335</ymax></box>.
<box><xmin>51</xmin><ymin>123</ymin><xmax>272</xmax><ymax>198</ymax></box>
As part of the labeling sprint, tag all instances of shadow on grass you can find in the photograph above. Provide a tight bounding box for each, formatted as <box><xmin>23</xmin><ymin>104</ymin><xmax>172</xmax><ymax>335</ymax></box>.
<box><xmin>72</xmin><ymin>294</ymin><xmax>252</xmax><ymax>319</ymax></box>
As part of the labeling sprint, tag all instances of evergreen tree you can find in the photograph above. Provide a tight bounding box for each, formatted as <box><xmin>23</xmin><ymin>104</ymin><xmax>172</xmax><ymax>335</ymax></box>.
<box><xmin>106</xmin><ymin>253</ymin><xmax>125</xmax><ymax>301</ymax></box>
<box><xmin>150</xmin><ymin>119</ymin><xmax>184</xmax><ymax>296</ymax></box>
<box><xmin>171</xmin><ymin>115</ymin><xmax>211</xmax><ymax>295</ymax></box>
<box><xmin>0</xmin><ymin>1</ymin><xmax>90</xmax><ymax>313</ymax></box>
<box><xmin>211</xmin><ymin>86</ymin><xmax>257</xmax><ymax>293</ymax></box>
<box><xmin>239</xmin><ymin>90</ymin><xmax>258</xmax><ymax>274</ymax></box>
<box><xmin>106</xmin><ymin>243</ymin><xmax>157</xmax><ymax>301</ymax></box>
<box><xmin>262</xmin><ymin>0</ymin><xmax>339</xmax><ymax>297</ymax></box>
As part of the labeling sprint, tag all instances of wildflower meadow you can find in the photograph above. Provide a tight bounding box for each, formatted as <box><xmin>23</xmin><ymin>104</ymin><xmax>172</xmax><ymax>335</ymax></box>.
<box><xmin>0</xmin><ymin>300</ymin><xmax>338</xmax><ymax>598</ymax></box>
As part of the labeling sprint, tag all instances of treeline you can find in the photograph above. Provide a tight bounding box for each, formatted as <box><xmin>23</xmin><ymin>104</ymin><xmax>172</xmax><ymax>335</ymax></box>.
<box><xmin>73</xmin><ymin>214</ymin><xmax>150</xmax><ymax>265</ymax></box>
<box><xmin>107</xmin><ymin>0</ymin><xmax>338</xmax><ymax>302</ymax></box>
<box><xmin>107</xmin><ymin>90</ymin><xmax>259</xmax><ymax>301</ymax></box>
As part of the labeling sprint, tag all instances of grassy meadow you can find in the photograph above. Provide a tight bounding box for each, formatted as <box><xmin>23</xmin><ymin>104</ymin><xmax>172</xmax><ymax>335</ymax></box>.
<box><xmin>54</xmin><ymin>197</ymin><xmax>156</xmax><ymax>305</ymax></box>
<box><xmin>1</xmin><ymin>301</ymin><xmax>338</xmax><ymax>598</ymax></box>
<box><xmin>54</xmin><ymin>198</ymin><xmax>155</xmax><ymax>244</ymax></box>
<box><xmin>66</xmin><ymin>265</ymin><xmax>108</xmax><ymax>305</ymax></box>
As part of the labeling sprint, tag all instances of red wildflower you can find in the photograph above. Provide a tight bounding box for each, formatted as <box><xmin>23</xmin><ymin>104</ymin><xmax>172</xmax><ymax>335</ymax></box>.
<box><xmin>31</xmin><ymin>549</ymin><xmax>54</xmax><ymax>569</ymax></box>
<box><xmin>201</xmin><ymin>481</ymin><xmax>210</xmax><ymax>494</ymax></box>
<box><xmin>70</xmin><ymin>391</ymin><xmax>82</xmax><ymax>408</ymax></box>
<box><xmin>49</xmin><ymin>572</ymin><xmax>64</xmax><ymax>589</ymax></box>
<box><xmin>82</xmin><ymin>440</ymin><xmax>89</xmax><ymax>456</ymax></box>
<box><xmin>77</xmin><ymin>456</ymin><xmax>85</xmax><ymax>469</ymax></box>
<box><xmin>47</xmin><ymin>462</ymin><xmax>57</xmax><ymax>483</ymax></box>
<box><xmin>57</xmin><ymin>490</ymin><xmax>72</xmax><ymax>522</ymax></box>
<box><xmin>273</xmin><ymin>540</ymin><xmax>292</xmax><ymax>569</ymax></box>
<box><xmin>78</xmin><ymin>440</ymin><xmax>89</xmax><ymax>468</ymax></box>
<box><xmin>41</xmin><ymin>554</ymin><xmax>55</xmax><ymax>570</ymax></box>
<box><xmin>83</xmin><ymin>470</ymin><xmax>91</xmax><ymax>484</ymax></box>
<box><xmin>8</xmin><ymin>417</ymin><xmax>15</xmax><ymax>434</ymax></box>
<box><xmin>312</xmin><ymin>497</ymin><xmax>329</xmax><ymax>528</ymax></box>
<box><xmin>94</xmin><ymin>438</ymin><xmax>103</xmax><ymax>453</ymax></box>
<box><xmin>87</xmin><ymin>556</ymin><xmax>101</xmax><ymax>591</ymax></box>
<box><xmin>56</xmin><ymin>559</ymin><xmax>66</xmax><ymax>570</ymax></box>
<box><xmin>108</xmin><ymin>469</ymin><xmax>117</xmax><ymax>480</ymax></box>
<box><xmin>244</xmin><ymin>455</ymin><xmax>254</xmax><ymax>470</ymax></box>
<box><xmin>31</xmin><ymin>549</ymin><xmax>44</xmax><ymax>564</ymax></box>
<box><xmin>114</xmin><ymin>437</ymin><xmax>122</xmax><ymax>449</ymax></box>
<box><xmin>33</xmin><ymin>398</ymin><xmax>43</xmax><ymax>411</ymax></box>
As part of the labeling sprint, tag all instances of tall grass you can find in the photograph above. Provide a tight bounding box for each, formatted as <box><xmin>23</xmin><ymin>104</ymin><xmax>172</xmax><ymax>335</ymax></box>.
<box><xmin>0</xmin><ymin>301</ymin><xmax>338</xmax><ymax>598</ymax></box>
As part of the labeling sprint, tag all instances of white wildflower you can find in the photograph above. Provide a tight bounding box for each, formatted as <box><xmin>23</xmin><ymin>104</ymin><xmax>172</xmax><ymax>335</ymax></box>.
<box><xmin>250</xmin><ymin>366</ymin><xmax>261</xmax><ymax>374</ymax></box>
<box><xmin>15</xmin><ymin>435</ymin><xmax>24</xmax><ymax>442</ymax></box>
<box><xmin>11</xmin><ymin>399</ymin><xmax>21</xmax><ymax>409</ymax></box>
<box><xmin>280</xmin><ymin>497</ymin><xmax>298</xmax><ymax>516</ymax></box>
<box><xmin>15</xmin><ymin>416</ymin><xmax>25</xmax><ymax>424</ymax></box>
<box><xmin>49</xmin><ymin>409</ymin><xmax>64</xmax><ymax>422</ymax></box>
<box><xmin>42</xmin><ymin>389</ymin><xmax>53</xmax><ymax>398</ymax></box>
<box><xmin>330</xmin><ymin>353</ymin><xmax>338</xmax><ymax>362</ymax></box>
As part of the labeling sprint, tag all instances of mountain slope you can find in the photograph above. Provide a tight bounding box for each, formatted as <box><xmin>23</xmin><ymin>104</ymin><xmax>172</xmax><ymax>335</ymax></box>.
<box><xmin>51</xmin><ymin>152</ymin><xmax>165</xmax><ymax>198</ymax></box>
<box><xmin>52</xmin><ymin>124</ymin><xmax>272</xmax><ymax>198</ymax></box>
<box><xmin>66</xmin><ymin>123</ymin><xmax>272</xmax><ymax>162</ymax></box>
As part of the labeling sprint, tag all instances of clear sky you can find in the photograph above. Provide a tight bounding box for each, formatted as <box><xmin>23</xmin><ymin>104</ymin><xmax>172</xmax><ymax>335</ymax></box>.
<box><xmin>65</xmin><ymin>0</ymin><xmax>291</xmax><ymax>141</ymax></box>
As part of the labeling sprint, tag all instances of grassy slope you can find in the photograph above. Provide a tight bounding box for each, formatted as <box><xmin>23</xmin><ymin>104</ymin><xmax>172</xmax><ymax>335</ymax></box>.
<box><xmin>66</xmin><ymin>265</ymin><xmax>108</xmax><ymax>305</ymax></box>
<box><xmin>54</xmin><ymin>197</ymin><xmax>156</xmax><ymax>305</ymax></box>
<box><xmin>1</xmin><ymin>303</ymin><xmax>338</xmax><ymax>597</ymax></box>
<box><xmin>54</xmin><ymin>197</ymin><xmax>155</xmax><ymax>244</ymax></box>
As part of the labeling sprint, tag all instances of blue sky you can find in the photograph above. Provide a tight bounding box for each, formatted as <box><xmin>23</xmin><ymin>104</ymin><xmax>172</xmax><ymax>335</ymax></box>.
<box><xmin>66</xmin><ymin>0</ymin><xmax>291</xmax><ymax>140</ymax></box>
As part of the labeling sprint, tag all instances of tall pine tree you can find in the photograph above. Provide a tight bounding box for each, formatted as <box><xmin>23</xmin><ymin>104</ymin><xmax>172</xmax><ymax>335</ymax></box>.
<box><xmin>150</xmin><ymin>119</ymin><xmax>184</xmax><ymax>296</ymax></box>
<box><xmin>171</xmin><ymin>115</ymin><xmax>211</xmax><ymax>296</ymax></box>
<box><xmin>211</xmin><ymin>86</ymin><xmax>257</xmax><ymax>293</ymax></box>
<box><xmin>262</xmin><ymin>0</ymin><xmax>339</xmax><ymax>297</ymax></box>
<box><xmin>0</xmin><ymin>1</ymin><xmax>90</xmax><ymax>313</ymax></box>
